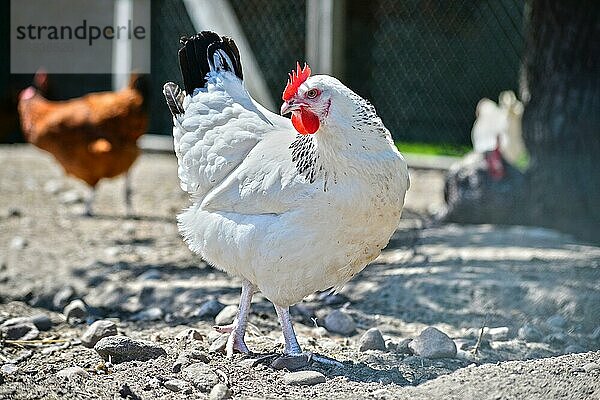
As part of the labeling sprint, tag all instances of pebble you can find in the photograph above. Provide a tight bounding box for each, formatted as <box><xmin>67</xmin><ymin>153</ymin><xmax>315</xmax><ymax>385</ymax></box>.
<box><xmin>63</xmin><ymin>299</ymin><xmax>88</xmax><ymax>322</ymax></box>
<box><xmin>214</xmin><ymin>305</ymin><xmax>238</xmax><ymax>326</ymax></box>
<box><xmin>209</xmin><ymin>334</ymin><xmax>229</xmax><ymax>353</ymax></box>
<box><xmin>1</xmin><ymin>315</ymin><xmax>51</xmax><ymax>332</ymax></box>
<box><xmin>10</xmin><ymin>236</ymin><xmax>27</xmax><ymax>250</ymax></box>
<box><xmin>358</xmin><ymin>328</ymin><xmax>387</xmax><ymax>352</ymax></box>
<box><xmin>59</xmin><ymin>189</ymin><xmax>83</xmax><ymax>204</ymax></box>
<box><xmin>546</xmin><ymin>315</ymin><xmax>567</xmax><ymax>331</ymax></box>
<box><xmin>172</xmin><ymin>350</ymin><xmax>210</xmax><ymax>372</ymax></box>
<box><xmin>137</xmin><ymin>269</ymin><xmax>162</xmax><ymax>280</ymax></box>
<box><xmin>324</xmin><ymin>310</ymin><xmax>356</xmax><ymax>335</ymax></box>
<box><xmin>182</xmin><ymin>363</ymin><xmax>219</xmax><ymax>392</ymax></box>
<box><xmin>94</xmin><ymin>336</ymin><xmax>167</xmax><ymax>363</ymax></box>
<box><xmin>196</xmin><ymin>299</ymin><xmax>226</xmax><ymax>319</ymax></box>
<box><xmin>57</xmin><ymin>366</ymin><xmax>89</xmax><ymax>380</ymax></box>
<box><xmin>582</xmin><ymin>362</ymin><xmax>600</xmax><ymax>373</ymax></box>
<box><xmin>209</xmin><ymin>383</ymin><xmax>232</xmax><ymax>400</ymax></box>
<box><xmin>485</xmin><ymin>327</ymin><xmax>510</xmax><ymax>341</ymax></box>
<box><xmin>408</xmin><ymin>327</ymin><xmax>457</xmax><ymax>359</ymax></box>
<box><xmin>1</xmin><ymin>364</ymin><xmax>18</xmax><ymax>375</ymax></box>
<box><xmin>564</xmin><ymin>344</ymin><xmax>586</xmax><ymax>354</ymax></box>
<box><xmin>164</xmin><ymin>379</ymin><xmax>191</xmax><ymax>393</ymax></box>
<box><xmin>131</xmin><ymin>307</ymin><xmax>163</xmax><ymax>321</ymax></box>
<box><xmin>0</xmin><ymin>321</ymin><xmax>39</xmax><ymax>340</ymax></box>
<box><xmin>175</xmin><ymin>328</ymin><xmax>204</xmax><ymax>342</ymax></box>
<box><xmin>30</xmin><ymin>314</ymin><xmax>53</xmax><ymax>331</ymax></box>
<box><xmin>282</xmin><ymin>370</ymin><xmax>326</xmax><ymax>386</ymax></box>
<box><xmin>44</xmin><ymin>180</ymin><xmax>63</xmax><ymax>194</ymax></box>
<box><xmin>387</xmin><ymin>338</ymin><xmax>412</xmax><ymax>354</ymax></box>
<box><xmin>53</xmin><ymin>286</ymin><xmax>76</xmax><ymax>310</ymax></box>
<box><xmin>81</xmin><ymin>320</ymin><xmax>118</xmax><ymax>348</ymax></box>
<box><xmin>518</xmin><ymin>323</ymin><xmax>543</xmax><ymax>342</ymax></box>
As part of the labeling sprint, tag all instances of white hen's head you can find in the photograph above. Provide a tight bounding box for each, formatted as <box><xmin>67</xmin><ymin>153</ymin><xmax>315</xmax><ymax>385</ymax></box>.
<box><xmin>280</xmin><ymin>62</ymin><xmax>356</xmax><ymax>135</ymax></box>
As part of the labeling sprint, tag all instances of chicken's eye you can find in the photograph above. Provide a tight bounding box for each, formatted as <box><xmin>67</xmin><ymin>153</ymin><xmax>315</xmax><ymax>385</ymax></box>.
<box><xmin>306</xmin><ymin>88</ymin><xmax>319</xmax><ymax>99</ymax></box>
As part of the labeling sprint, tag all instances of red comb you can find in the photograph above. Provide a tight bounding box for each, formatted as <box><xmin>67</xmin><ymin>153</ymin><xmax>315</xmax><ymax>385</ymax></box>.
<box><xmin>282</xmin><ymin>62</ymin><xmax>311</xmax><ymax>101</ymax></box>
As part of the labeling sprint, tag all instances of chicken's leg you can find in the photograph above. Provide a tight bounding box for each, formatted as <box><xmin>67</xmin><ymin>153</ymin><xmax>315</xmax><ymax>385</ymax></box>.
<box><xmin>214</xmin><ymin>279</ymin><xmax>255</xmax><ymax>357</ymax></box>
<box><xmin>84</xmin><ymin>187</ymin><xmax>96</xmax><ymax>217</ymax></box>
<box><xmin>271</xmin><ymin>304</ymin><xmax>343</xmax><ymax>369</ymax></box>
<box><xmin>124</xmin><ymin>173</ymin><xmax>133</xmax><ymax>216</ymax></box>
<box><xmin>274</xmin><ymin>304</ymin><xmax>302</xmax><ymax>354</ymax></box>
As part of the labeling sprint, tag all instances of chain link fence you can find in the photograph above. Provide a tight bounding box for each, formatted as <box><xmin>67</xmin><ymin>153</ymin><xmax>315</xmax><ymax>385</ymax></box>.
<box><xmin>4</xmin><ymin>0</ymin><xmax>521</xmax><ymax>145</ymax></box>
<box><xmin>346</xmin><ymin>0</ymin><xmax>524</xmax><ymax>144</ymax></box>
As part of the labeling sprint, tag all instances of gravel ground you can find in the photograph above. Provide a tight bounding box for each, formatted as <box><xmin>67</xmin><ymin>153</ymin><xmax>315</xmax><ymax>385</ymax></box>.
<box><xmin>1</xmin><ymin>145</ymin><xmax>599</xmax><ymax>399</ymax></box>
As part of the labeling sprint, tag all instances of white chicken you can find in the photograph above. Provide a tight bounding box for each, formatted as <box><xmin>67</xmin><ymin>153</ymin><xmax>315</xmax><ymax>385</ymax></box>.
<box><xmin>163</xmin><ymin>31</ymin><xmax>409</xmax><ymax>365</ymax></box>
<box><xmin>471</xmin><ymin>90</ymin><xmax>526</xmax><ymax>167</ymax></box>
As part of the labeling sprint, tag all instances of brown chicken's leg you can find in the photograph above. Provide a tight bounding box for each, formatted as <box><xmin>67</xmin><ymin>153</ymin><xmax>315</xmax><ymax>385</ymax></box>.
<box><xmin>84</xmin><ymin>187</ymin><xmax>96</xmax><ymax>217</ymax></box>
<box><xmin>124</xmin><ymin>173</ymin><xmax>133</xmax><ymax>216</ymax></box>
<box><xmin>213</xmin><ymin>279</ymin><xmax>255</xmax><ymax>357</ymax></box>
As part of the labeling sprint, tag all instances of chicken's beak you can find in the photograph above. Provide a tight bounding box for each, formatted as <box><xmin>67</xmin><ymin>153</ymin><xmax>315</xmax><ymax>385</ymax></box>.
<box><xmin>280</xmin><ymin>100</ymin><xmax>300</xmax><ymax>116</ymax></box>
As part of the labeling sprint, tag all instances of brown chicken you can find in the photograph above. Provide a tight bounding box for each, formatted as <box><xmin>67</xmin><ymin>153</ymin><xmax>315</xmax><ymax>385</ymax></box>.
<box><xmin>18</xmin><ymin>71</ymin><xmax>148</xmax><ymax>216</ymax></box>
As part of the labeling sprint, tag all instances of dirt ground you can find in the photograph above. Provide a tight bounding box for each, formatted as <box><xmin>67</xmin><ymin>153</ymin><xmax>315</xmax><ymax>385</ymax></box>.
<box><xmin>1</xmin><ymin>145</ymin><xmax>599</xmax><ymax>400</ymax></box>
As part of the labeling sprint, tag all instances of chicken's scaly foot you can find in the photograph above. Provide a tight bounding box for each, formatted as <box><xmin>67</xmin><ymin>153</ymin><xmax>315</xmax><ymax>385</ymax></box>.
<box><xmin>214</xmin><ymin>279</ymin><xmax>255</xmax><ymax>358</ymax></box>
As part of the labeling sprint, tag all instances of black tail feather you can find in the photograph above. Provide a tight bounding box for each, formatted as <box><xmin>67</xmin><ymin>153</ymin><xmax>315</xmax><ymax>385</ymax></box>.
<box><xmin>178</xmin><ymin>31</ymin><xmax>243</xmax><ymax>95</ymax></box>
<box><xmin>163</xmin><ymin>82</ymin><xmax>185</xmax><ymax>117</ymax></box>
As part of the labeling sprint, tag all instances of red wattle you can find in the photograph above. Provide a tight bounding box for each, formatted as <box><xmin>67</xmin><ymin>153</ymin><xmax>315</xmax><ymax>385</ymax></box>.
<box><xmin>291</xmin><ymin>109</ymin><xmax>320</xmax><ymax>135</ymax></box>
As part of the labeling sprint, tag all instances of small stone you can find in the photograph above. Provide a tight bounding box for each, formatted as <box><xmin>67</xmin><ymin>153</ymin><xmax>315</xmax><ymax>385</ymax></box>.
<box><xmin>324</xmin><ymin>310</ymin><xmax>356</xmax><ymax>335</ymax></box>
<box><xmin>0</xmin><ymin>321</ymin><xmax>39</xmax><ymax>340</ymax></box>
<box><xmin>486</xmin><ymin>327</ymin><xmax>510</xmax><ymax>341</ymax></box>
<box><xmin>214</xmin><ymin>305</ymin><xmax>238</xmax><ymax>326</ymax></box>
<box><xmin>209</xmin><ymin>383</ymin><xmax>232</xmax><ymax>400</ymax></box>
<box><xmin>172</xmin><ymin>350</ymin><xmax>209</xmax><ymax>372</ymax></box>
<box><xmin>546</xmin><ymin>315</ymin><xmax>567</xmax><ymax>331</ymax></box>
<box><xmin>1</xmin><ymin>364</ymin><xmax>18</xmax><ymax>375</ymax></box>
<box><xmin>137</xmin><ymin>269</ymin><xmax>161</xmax><ymax>280</ymax></box>
<box><xmin>408</xmin><ymin>327</ymin><xmax>457</xmax><ymax>359</ymax></box>
<box><xmin>518</xmin><ymin>323</ymin><xmax>543</xmax><ymax>342</ymax></box>
<box><xmin>209</xmin><ymin>334</ymin><xmax>229</xmax><ymax>353</ymax></box>
<box><xmin>176</xmin><ymin>328</ymin><xmax>204</xmax><ymax>342</ymax></box>
<box><xmin>10</xmin><ymin>236</ymin><xmax>27</xmax><ymax>250</ymax></box>
<box><xmin>271</xmin><ymin>354</ymin><xmax>311</xmax><ymax>370</ymax></box>
<box><xmin>181</xmin><ymin>363</ymin><xmax>219</xmax><ymax>392</ymax></box>
<box><xmin>81</xmin><ymin>320</ymin><xmax>118</xmax><ymax>348</ymax></box>
<box><xmin>387</xmin><ymin>338</ymin><xmax>412</xmax><ymax>354</ymax></box>
<box><xmin>282</xmin><ymin>370</ymin><xmax>326</xmax><ymax>386</ymax></box>
<box><xmin>131</xmin><ymin>307</ymin><xmax>163</xmax><ymax>321</ymax></box>
<box><xmin>44</xmin><ymin>180</ymin><xmax>63</xmax><ymax>194</ymax></box>
<box><xmin>164</xmin><ymin>379</ymin><xmax>191</xmax><ymax>392</ymax></box>
<box><xmin>564</xmin><ymin>344</ymin><xmax>586</xmax><ymax>354</ymax></box>
<box><xmin>358</xmin><ymin>328</ymin><xmax>387</xmax><ymax>352</ymax></box>
<box><xmin>582</xmin><ymin>362</ymin><xmax>600</xmax><ymax>373</ymax></box>
<box><xmin>195</xmin><ymin>299</ymin><xmax>226</xmax><ymax>319</ymax></box>
<box><xmin>30</xmin><ymin>314</ymin><xmax>53</xmax><ymax>331</ymax></box>
<box><xmin>94</xmin><ymin>336</ymin><xmax>167</xmax><ymax>363</ymax></box>
<box><xmin>63</xmin><ymin>299</ymin><xmax>87</xmax><ymax>322</ymax></box>
<box><xmin>53</xmin><ymin>286</ymin><xmax>76</xmax><ymax>310</ymax></box>
<box><xmin>57</xmin><ymin>366</ymin><xmax>89</xmax><ymax>380</ymax></box>
<box><xmin>60</xmin><ymin>189</ymin><xmax>83</xmax><ymax>204</ymax></box>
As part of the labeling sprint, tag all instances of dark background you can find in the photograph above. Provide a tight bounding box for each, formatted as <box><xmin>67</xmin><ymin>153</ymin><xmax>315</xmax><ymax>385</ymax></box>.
<box><xmin>0</xmin><ymin>0</ymin><xmax>523</xmax><ymax>145</ymax></box>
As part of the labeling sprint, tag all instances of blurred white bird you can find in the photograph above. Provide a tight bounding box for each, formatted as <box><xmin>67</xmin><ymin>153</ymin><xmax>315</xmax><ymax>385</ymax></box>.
<box><xmin>163</xmin><ymin>31</ymin><xmax>409</xmax><ymax>366</ymax></box>
<box><xmin>471</xmin><ymin>90</ymin><xmax>527</xmax><ymax>168</ymax></box>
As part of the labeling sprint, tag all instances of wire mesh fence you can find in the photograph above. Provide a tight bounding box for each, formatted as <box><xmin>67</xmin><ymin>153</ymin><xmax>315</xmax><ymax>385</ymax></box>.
<box><xmin>346</xmin><ymin>0</ymin><xmax>524</xmax><ymax>145</ymax></box>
